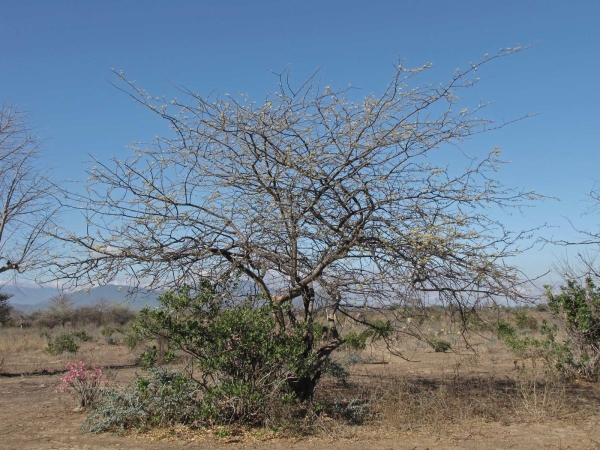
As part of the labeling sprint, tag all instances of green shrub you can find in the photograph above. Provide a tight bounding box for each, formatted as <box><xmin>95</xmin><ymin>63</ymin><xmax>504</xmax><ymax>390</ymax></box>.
<box><xmin>123</xmin><ymin>330</ymin><xmax>144</xmax><ymax>350</ymax></box>
<box><xmin>497</xmin><ymin>320</ymin><xmax>517</xmax><ymax>340</ymax></box>
<box><xmin>364</xmin><ymin>319</ymin><xmax>393</xmax><ymax>340</ymax></box>
<box><xmin>47</xmin><ymin>332</ymin><xmax>79</xmax><ymax>355</ymax></box>
<box><xmin>545</xmin><ymin>278</ymin><xmax>600</xmax><ymax>380</ymax></box>
<box><xmin>101</xmin><ymin>326</ymin><xmax>115</xmax><ymax>337</ymax></box>
<box><xmin>0</xmin><ymin>292</ymin><xmax>13</xmax><ymax>326</ymax></box>
<box><xmin>71</xmin><ymin>330</ymin><xmax>93</xmax><ymax>342</ymax></box>
<box><xmin>333</xmin><ymin>397</ymin><xmax>371</xmax><ymax>424</ymax></box>
<box><xmin>126</xmin><ymin>285</ymin><xmax>317</xmax><ymax>428</ymax></box>
<box><xmin>514</xmin><ymin>310</ymin><xmax>539</xmax><ymax>331</ymax></box>
<box><xmin>428</xmin><ymin>338</ymin><xmax>452</xmax><ymax>353</ymax></box>
<box><xmin>344</xmin><ymin>331</ymin><xmax>368</xmax><ymax>351</ymax></box>
<box><xmin>496</xmin><ymin>319</ymin><xmax>554</xmax><ymax>362</ymax></box>
<box><xmin>105</xmin><ymin>336</ymin><xmax>119</xmax><ymax>346</ymax></box>
<box><xmin>45</xmin><ymin>330</ymin><xmax>93</xmax><ymax>355</ymax></box>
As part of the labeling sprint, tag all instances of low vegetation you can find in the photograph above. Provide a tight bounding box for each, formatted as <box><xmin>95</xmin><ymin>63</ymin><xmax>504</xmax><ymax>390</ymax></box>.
<box><xmin>9</xmin><ymin>277</ymin><xmax>584</xmax><ymax>438</ymax></box>
<box><xmin>1</xmin><ymin>289</ymin><xmax>599</xmax><ymax>444</ymax></box>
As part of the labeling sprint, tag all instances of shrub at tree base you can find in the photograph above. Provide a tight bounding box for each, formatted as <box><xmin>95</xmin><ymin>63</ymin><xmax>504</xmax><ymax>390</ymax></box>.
<box><xmin>83</xmin><ymin>368</ymin><xmax>200</xmax><ymax>433</ymax></box>
<box><xmin>88</xmin><ymin>286</ymin><xmax>319</xmax><ymax>430</ymax></box>
<box><xmin>85</xmin><ymin>367</ymin><xmax>310</xmax><ymax>432</ymax></box>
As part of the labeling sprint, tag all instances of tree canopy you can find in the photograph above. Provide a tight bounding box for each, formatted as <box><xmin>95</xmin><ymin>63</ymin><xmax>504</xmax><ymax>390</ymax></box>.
<box><xmin>55</xmin><ymin>48</ymin><xmax>540</xmax><ymax>365</ymax></box>
<box><xmin>0</xmin><ymin>104</ymin><xmax>58</xmax><ymax>280</ymax></box>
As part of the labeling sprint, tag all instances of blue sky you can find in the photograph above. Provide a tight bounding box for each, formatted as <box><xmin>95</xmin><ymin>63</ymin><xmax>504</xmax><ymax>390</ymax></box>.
<box><xmin>1</xmin><ymin>0</ymin><xmax>599</xmax><ymax>288</ymax></box>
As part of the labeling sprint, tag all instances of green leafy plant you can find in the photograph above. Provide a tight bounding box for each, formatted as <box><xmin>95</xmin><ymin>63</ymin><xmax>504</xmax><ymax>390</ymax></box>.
<box><xmin>333</xmin><ymin>397</ymin><xmax>371</xmax><ymax>424</ymax></box>
<box><xmin>101</xmin><ymin>326</ymin><xmax>115</xmax><ymax>337</ymax></box>
<box><xmin>545</xmin><ymin>278</ymin><xmax>600</xmax><ymax>380</ymax></box>
<box><xmin>46</xmin><ymin>332</ymin><xmax>80</xmax><ymax>355</ymax></box>
<box><xmin>514</xmin><ymin>310</ymin><xmax>539</xmax><ymax>331</ymax></box>
<box><xmin>123</xmin><ymin>330</ymin><xmax>144</xmax><ymax>350</ymax></box>
<box><xmin>127</xmin><ymin>284</ymin><xmax>318</xmax><ymax>427</ymax></box>
<box><xmin>0</xmin><ymin>291</ymin><xmax>13</xmax><ymax>326</ymax></box>
<box><xmin>343</xmin><ymin>331</ymin><xmax>368</xmax><ymax>352</ymax></box>
<box><xmin>45</xmin><ymin>330</ymin><xmax>93</xmax><ymax>355</ymax></box>
<box><xmin>428</xmin><ymin>338</ymin><xmax>452</xmax><ymax>353</ymax></box>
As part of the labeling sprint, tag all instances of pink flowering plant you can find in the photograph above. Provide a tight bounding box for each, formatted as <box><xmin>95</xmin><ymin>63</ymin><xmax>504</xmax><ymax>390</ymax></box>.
<box><xmin>56</xmin><ymin>361</ymin><xmax>103</xmax><ymax>409</ymax></box>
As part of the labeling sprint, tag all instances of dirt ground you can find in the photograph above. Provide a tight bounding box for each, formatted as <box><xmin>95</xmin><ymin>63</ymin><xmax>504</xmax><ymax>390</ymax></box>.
<box><xmin>2</xmin><ymin>322</ymin><xmax>600</xmax><ymax>449</ymax></box>
<box><xmin>1</xmin><ymin>364</ymin><xmax>599</xmax><ymax>449</ymax></box>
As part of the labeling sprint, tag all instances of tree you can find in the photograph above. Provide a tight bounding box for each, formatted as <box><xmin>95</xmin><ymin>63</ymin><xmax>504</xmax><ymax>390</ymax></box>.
<box><xmin>550</xmin><ymin>183</ymin><xmax>600</xmax><ymax>281</ymax></box>
<box><xmin>0</xmin><ymin>104</ymin><xmax>58</xmax><ymax>279</ymax></box>
<box><xmin>48</xmin><ymin>292</ymin><xmax>75</xmax><ymax>327</ymax></box>
<box><xmin>56</xmin><ymin>47</ymin><xmax>540</xmax><ymax>397</ymax></box>
<box><xmin>0</xmin><ymin>291</ymin><xmax>12</xmax><ymax>326</ymax></box>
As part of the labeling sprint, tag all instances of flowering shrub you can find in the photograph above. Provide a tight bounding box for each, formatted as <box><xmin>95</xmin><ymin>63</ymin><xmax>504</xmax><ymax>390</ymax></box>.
<box><xmin>56</xmin><ymin>361</ymin><xmax>103</xmax><ymax>409</ymax></box>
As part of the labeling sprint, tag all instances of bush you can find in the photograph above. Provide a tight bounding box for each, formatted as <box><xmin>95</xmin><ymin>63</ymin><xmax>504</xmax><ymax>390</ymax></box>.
<box><xmin>428</xmin><ymin>338</ymin><xmax>452</xmax><ymax>353</ymax></box>
<box><xmin>45</xmin><ymin>330</ymin><xmax>92</xmax><ymax>355</ymax></box>
<box><xmin>514</xmin><ymin>310</ymin><xmax>539</xmax><ymax>331</ymax></box>
<box><xmin>545</xmin><ymin>278</ymin><xmax>600</xmax><ymax>380</ymax></box>
<box><xmin>496</xmin><ymin>319</ymin><xmax>558</xmax><ymax>365</ymax></box>
<box><xmin>83</xmin><ymin>367</ymin><xmax>200</xmax><ymax>433</ymax></box>
<box><xmin>344</xmin><ymin>331</ymin><xmax>368</xmax><ymax>352</ymax></box>
<box><xmin>123</xmin><ymin>330</ymin><xmax>144</xmax><ymax>350</ymax></box>
<box><xmin>333</xmin><ymin>397</ymin><xmax>371</xmax><ymax>424</ymax></box>
<box><xmin>33</xmin><ymin>304</ymin><xmax>137</xmax><ymax>329</ymax></box>
<box><xmin>71</xmin><ymin>306</ymin><xmax>105</xmax><ymax>326</ymax></box>
<box><xmin>71</xmin><ymin>330</ymin><xmax>93</xmax><ymax>342</ymax></box>
<box><xmin>105</xmin><ymin>305</ymin><xmax>136</xmax><ymax>325</ymax></box>
<box><xmin>47</xmin><ymin>332</ymin><xmax>80</xmax><ymax>355</ymax></box>
<box><xmin>497</xmin><ymin>320</ymin><xmax>517</xmax><ymax>340</ymax></box>
<box><xmin>128</xmin><ymin>285</ymin><xmax>317</xmax><ymax>427</ymax></box>
<box><xmin>105</xmin><ymin>336</ymin><xmax>119</xmax><ymax>346</ymax></box>
<box><xmin>101</xmin><ymin>326</ymin><xmax>115</xmax><ymax>337</ymax></box>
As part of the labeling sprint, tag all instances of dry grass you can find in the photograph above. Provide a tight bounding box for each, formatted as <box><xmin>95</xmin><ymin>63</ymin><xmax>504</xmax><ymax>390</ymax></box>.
<box><xmin>0</xmin><ymin>327</ymin><xmax>48</xmax><ymax>354</ymax></box>
<box><xmin>0</xmin><ymin>324</ymin><xmax>140</xmax><ymax>374</ymax></box>
<box><xmin>311</xmin><ymin>326</ymin><xmax>591</xmax><ymax>437</ymax></box>
<box><xmin>320</xmin><ymin>371</ymin><xmax>573</xmax><ymax>434</ymax></box>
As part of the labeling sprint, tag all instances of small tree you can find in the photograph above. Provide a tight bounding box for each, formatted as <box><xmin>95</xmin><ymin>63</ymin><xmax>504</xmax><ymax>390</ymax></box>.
<box><xmin>48</xmin><ymin>293</ymin><xmax>75</xmax><ymax>327</ymax></box>
<box><xmin>0</xmin><ymin>291</ymin><xmax>12</xmax><ymax>326</ymax></box>
<box><xmin>57</xmin><ymin>47</ymin><xmax>540</xmax><ymax>398</ymax></box>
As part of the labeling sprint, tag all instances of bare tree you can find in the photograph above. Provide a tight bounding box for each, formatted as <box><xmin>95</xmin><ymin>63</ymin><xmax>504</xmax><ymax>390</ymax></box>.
<box><xmin>55</xmin><ymin>48</ymin><xmax>540</xmax><ymax>394</ymax></box>
<box><xmin>0</xmin><ymin>104</ymin><xmax>58</xmax><ymax>279</ymax></box>
<box><xmin>551</xmin><ymin>183</ymin><xmax>600</xmax><ymax>280</ymax></box>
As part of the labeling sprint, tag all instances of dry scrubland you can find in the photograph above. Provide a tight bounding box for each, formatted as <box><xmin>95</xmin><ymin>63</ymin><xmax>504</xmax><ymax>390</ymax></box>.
<box><xmin>1</xmin><ymin>308</ymin><xmax>600</xmax><ymax>449</ymax></box>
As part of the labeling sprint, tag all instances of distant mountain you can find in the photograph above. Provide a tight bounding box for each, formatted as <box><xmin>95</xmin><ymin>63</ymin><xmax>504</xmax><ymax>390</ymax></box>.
<box><xmin>70</xmin><ymin>285</ymin><xmax>160</xmax><ymax>309</ymax></box>
<box><xmin>0</xmin><ymin>285</ymin><xmax>58</xmax><ymax>306</ymax></box>
<box><xmin>0</xmin><ymin>284</ymin><xmax>161</xmax><ymax>313</ymax></box>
